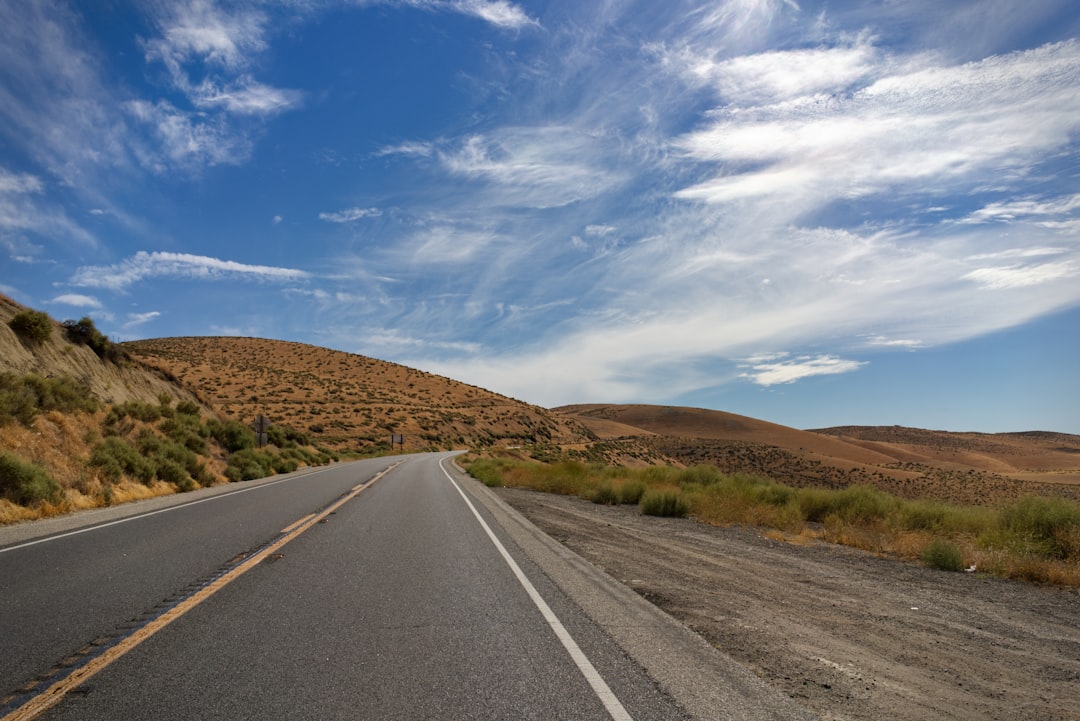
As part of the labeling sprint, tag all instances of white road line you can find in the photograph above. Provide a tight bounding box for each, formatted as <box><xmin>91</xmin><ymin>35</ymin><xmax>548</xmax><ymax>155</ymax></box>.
<box><xmin>0</xmin><ymin>466</ymin><xmax>339</xmax><ymax>554</ymax></box>
<box><xmin>439</xmin><ymin>458</ymin><xmax>635</xmax><ymax>721</ymax></box>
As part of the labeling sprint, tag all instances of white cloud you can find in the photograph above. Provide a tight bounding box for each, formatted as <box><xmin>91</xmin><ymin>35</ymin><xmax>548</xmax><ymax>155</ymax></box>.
<box><xmin>127</xmin><ymin>100</ymin><xmax>251</xmax><ymax>169</ymax></box>
<box><xmin>378</xmin><ymin>0</ymin><xmax>537</xmax><ymax>30</ymax></box>
<box><xmin>450</xmin><ymin>0</ymin><xmax>538</xmax><ymax>29</ymax></box>
<box><xmin>191</xmin><ymin>78</ymin><xmax>303</xmax><ymax>116</ymax></box>
<box><xmin>0</xmin><ymin>165</ymin><xmax>97</xmax><ymax>247</ymax></box>
<box><xmin>960</xmin><ymin>193</ymin><xmax>1080</xmax><ymax>224</ymax></box>
<box><xmin>673</xmin><ymin>41</ymin><xmax>1080</xmax><ymax>213</ymax></box>
<box><xmin>0</xmin><ymin>169</ymin><xmax>44</xmax><ymax>195</ymax></box>
<box><xmin>376</xmin><ymin>141</ymin><xmax>435</xmax><ymax>158</ymax></box>
<box><xmin>51</xmin><ymin>294</ymin><xmax>101</xmax><ymax>308</ymax></box>
<box><xmin>677</xmin><ymin>41</ymin><xmax>879</xmax><ymax>104</ymax></box>
<box><xmin>439</xmin><ymin>128</ymin><xmax>626</xmax><ymax>209</ymax></box>
<box><xmin>319</xmin><ymin>207</ymin><xmax>382</xmax><ymax>223</ymax></box>
<box><xmin>963</xmin><ymin>261</ymin><xmax>1078</xmax><ymax>290</ymax></box>
<box><xmin>70</xmin><ymin>251</ymin><xmax>309</xmax><ymax>290</ymax></box>
<box><xmin>739</xmin><ymin>354</ymin><xmax>868</xmax><ymax>386</ymax></box>
<box><xmin>124</xmin><ymin>311</ymin><xmax>161</xmax><ymax>328</ymax></box>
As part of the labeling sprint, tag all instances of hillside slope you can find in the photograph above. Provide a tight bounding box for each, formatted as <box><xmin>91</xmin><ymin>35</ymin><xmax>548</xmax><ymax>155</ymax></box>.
<box><xmin>556</xmin><ymin>404</ymin><xmax>1080</xmax><ymax>505</ymax></box>
<box><xmin>125</xmin><ymin>337</ymin><xmax>591</xmax><ymax>453</ymax></box>
<box><xmin>0</xmin><ymin>295</ymin><xmax>204</xmax><ymax>410</ymax></box>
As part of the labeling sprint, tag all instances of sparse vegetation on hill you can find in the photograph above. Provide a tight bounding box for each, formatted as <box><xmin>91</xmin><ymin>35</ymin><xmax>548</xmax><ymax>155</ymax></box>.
<box><xmin>124</xmin><ymin>336</ymin><xmax>591</xmax><ymax>454</ymax></box>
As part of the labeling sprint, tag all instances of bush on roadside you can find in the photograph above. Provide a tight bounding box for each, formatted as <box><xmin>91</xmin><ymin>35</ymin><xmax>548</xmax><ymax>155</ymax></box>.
<box><xmin>0</xmin><ymin>452</ymin><xmax>62</xmax><ymax>506</ymax></box>
<box><xmin>89</xmin><ymin>436</ymin><xmax>156</xmax><ymax>484</ymax></box>
<box><xmin>588</xmin><ymin>483</ymin><xmax>618</xmax><ymax>505</ymax></box>
<box><xmin>640</xmin><ymin>489</ymin><xmax>691</xmax><ymax>518</ymax></box>
<box><xmin>617</xmin><ymin>480</ymin><xmax>647</xmax><ymax>505</ymax></box>
<box><xmin>208</xmin><ymin>418</ymin><xmax>255</xmax><ymax>452</ymax></box>
<box><xmin>921</xmin><ymin>539</ymin><xmax>966</xmax><ymax>572</ymax></box>
<box><xmin>225</xmin><ymin>448</ymin><xmax>275</xmax><ymax>482</ymax></box>
<box><xmin>998</xmin><ymin>496</ymin><xmax>1080</xmax><ymax>560</ymax></box>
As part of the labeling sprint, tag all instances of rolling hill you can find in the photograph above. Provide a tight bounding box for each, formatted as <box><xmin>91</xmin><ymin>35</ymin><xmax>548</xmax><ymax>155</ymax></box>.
<box><xmin>124</xmin><ymin>336</ymin><xmax>591</xmax><ymax>453</ymax></box>
<box><xmin>556</xmin><ymin>404</ymin><xmax>1080</xmax><ymax>505</ymax></box>
<box><xmin>2</xmin><ymin>291</ymin><xmax>1078</xmax><ymax>519</ymax></box>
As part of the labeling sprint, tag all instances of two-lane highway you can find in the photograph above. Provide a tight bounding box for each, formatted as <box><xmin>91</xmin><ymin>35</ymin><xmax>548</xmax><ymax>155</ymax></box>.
<box><xmin>0</xmin><ymin>454</ymin><xmax>692</xmax><ymax>720</ymax></box>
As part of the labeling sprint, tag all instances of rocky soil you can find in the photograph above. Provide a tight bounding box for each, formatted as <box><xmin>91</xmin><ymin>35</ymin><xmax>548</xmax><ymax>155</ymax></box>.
<box><xmin>496</xmin><ymin>488</ymin><xmax>1080</xmax><ymax>721</ymax></box>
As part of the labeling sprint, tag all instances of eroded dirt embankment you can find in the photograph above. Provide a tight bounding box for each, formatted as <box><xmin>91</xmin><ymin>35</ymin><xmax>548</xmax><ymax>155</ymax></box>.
<box><xmin>496</xmin><ymin>488</ymin><xmax>1080</xmax><ymax>721</ymax></box>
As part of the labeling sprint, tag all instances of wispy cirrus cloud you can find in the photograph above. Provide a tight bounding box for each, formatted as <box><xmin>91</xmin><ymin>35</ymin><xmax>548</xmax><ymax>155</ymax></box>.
<box><xmin>389</xmin><ymin>5</ymin><xmax>1080</xmax><ymax>405</ymax></box>
<box><xmin>123</xmin><ymin>311</ymin><xmax>161</xmax><ymax>328</ymax></box>
<box><xmin>319</xmin><ymin>207</ymin><xmax>382</xmax><ymax>223</ymax></box>
<box><xmin>70</xmin><ymin>251</ymin><xmax>308</xmax><ymax>291</ymax></box>
<box><xmin>143</xmin><ymin>0</ymin><xmax>301</xmax><ymax>117</ymax></box>
<box><xmin>438</xmin><ymin>128</ymin><xmax>627</xmax><ymax>209</ymax></box>
<box><xmin>0</xmin><ymin>167</ymin><xmax>98</xmax><ymax>249</ymax></box>
<box><xmin>50</xmin><ymin>293</ymin><xmax>102</xmax><ymax>308</ymax></box>
<box><xmin>673</xmin><ymin>41</ymin><xmax>1080</xmax><ymax>212</ymax></box>
<box><xmin>739</xmin><ymin>353</ymin><xmax>867</xmax><ymax>386</ymax></box>
<box><xmin>360</xmin><ymin>0</ymin><xmax>538</xmax><ymax>30</ymax></box>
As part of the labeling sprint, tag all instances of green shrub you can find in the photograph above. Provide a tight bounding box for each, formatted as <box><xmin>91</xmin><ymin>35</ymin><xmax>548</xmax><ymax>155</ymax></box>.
<box><xmin>0</xmin><ymin>452</ymin><xmax>61</xmax><ymax>505</ymax></box>
<box><xmin>9</xmin><ymin>310</ymin><xmax>53</xmax><ymax>343</ymax></box>
<box><xmin>208</xmin><ymin>419</ymin><xmax>255</xmax><ymax>452</ymax></box>
<box><xmin>677</xmin><ymin>464</ymin><xmax>724</xmax><ymax>487</ymax></box>
<box><xmin>640</xmin><ymin>490</ymin><xmax>691</xmax><ymax>517</ymax></box>
<box><xmin>106</xmin><ymin>401</ymin><xmax>161</xmax><ymax>424</ymax></box>
<box><xmin>225</xmin><ymin>448</ymin><xmax>274</xmax><ymax>482</ymax></box>
<box><xmin>272</xmin><ymin>455</ymin><xmax>299</xmax><ymax>474</ymax></box>
<box><xmin>617</xmin><ymin>480</ymin><xmax>646</xmax><ymax>505</ymax></box>
<box><xmin>175</xmin><ymin>400</ymin><xmax>201</xmax><ymax>416</ymax></box>
<box><xmin>588</xmin><ymin>483</ymin><xmax>618</xmax><ymax>505</ymax></box>
<box><xmin>62</xmin><ymin>316</ymin><xmax>126</xmax><ymax>362</ymax></box>
<box><xmin>89</xmin><ymin>437</ymin><xmax>156</xmax><ymax>484</ymax></box>
<box><xmin>466</xmin><ymin>458</ymin><xmax>510</xmax><ymax>487</ymax></box>
<box><xmin>797</xmin><ymin>487</ymin><xmax>837</xmax><ymax>523</ymax></box>
<box><xmin>156</xmin><ymin>458</ymin><xmax>191</xmax><ymax>488</ymax></box>
<box><xmin>0</xmin><ymin>373</ymin><xmax>98</xmax><ymax>426</ymax></box>
<box><xmin>921</xmin><ymin>539</ymin><xmax>965</xmax><ymax>572</ymax></box>
<box><xmin>999</xmin><ymin>496</ymin><xmax>1080</xmax><ymax>560</ymax></box>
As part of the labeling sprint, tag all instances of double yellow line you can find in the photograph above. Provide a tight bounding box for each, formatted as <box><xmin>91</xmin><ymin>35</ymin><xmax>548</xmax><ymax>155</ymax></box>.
<box><xmin>2</xmin><ymin>463</ymin><xmax>399</xmax><ymax>721</ymax></box>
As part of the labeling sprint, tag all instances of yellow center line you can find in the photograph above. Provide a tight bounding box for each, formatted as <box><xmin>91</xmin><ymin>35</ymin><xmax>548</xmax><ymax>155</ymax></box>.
<box><xmin>280</xmin><ymin>513</ymin><xmax>316</xmax><ymax>534</ymax></box>
<box><xmin>2</xmin><ymin>462</ymin><xmax>401</xmax><ymax>721</ymax></box>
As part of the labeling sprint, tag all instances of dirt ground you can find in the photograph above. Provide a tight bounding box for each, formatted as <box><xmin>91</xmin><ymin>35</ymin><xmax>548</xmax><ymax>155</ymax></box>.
<box><xmin>495</xmin><ymin>488</ymin><xmax>1080</xmax><ymax>721</ymax></box>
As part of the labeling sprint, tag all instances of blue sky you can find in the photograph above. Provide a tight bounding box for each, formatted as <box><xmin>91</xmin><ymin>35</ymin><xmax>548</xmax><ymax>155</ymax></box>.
<box><xmin>1</xmin><ymin>0</ymin><xmax>1079</xmax><ymax>434</ymax></box>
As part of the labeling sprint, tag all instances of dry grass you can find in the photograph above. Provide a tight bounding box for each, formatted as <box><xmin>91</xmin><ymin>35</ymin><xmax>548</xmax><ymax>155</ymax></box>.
<box><xmin>465</xmin><ymin>454</ymin><xmax>1080</xmax><ymax>586</ymax></box>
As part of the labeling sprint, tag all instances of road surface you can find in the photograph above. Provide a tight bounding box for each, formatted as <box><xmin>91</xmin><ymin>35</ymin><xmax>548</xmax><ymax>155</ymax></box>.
<box><xmin>0</xmin><ymin>453</ymin><xmax>815</xmax><ymax>721</ymax></box>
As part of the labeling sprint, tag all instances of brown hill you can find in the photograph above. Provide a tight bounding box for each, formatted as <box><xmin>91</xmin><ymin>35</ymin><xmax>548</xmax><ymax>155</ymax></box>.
<box><xmin>125</xmin><ymin>337</ymin><xmax>590</xmax><ymax>454</ymax></box>
<box><xmin>556</xmin><ymin>404</ymin><xmax>1080</xmax><ymax>506</ymax></box>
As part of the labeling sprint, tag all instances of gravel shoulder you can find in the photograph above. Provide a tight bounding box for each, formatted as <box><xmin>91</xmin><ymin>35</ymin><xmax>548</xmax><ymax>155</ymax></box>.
<box><xmin>495</xmin><ymin>487</ymin><xmax>1080</xmax><ymax>721</ymax></box>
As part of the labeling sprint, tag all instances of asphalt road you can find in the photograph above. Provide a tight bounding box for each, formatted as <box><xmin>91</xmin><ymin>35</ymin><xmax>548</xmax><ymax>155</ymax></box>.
<box><xmin>1</xmin><ymin>453</ymin><xmax>818</xmax><ymax>721</ymax></box>
<box><xmin>1</xmin><ymin>453</ymin><xmax>693</xmax><ymax>720</ymax></box>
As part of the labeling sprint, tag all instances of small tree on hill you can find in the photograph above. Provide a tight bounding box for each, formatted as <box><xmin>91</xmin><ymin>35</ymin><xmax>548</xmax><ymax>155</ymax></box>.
<box><xmin>8</xmin><ymin>310</ymin><xmax>53</xmax><ymax>343</ymax></box>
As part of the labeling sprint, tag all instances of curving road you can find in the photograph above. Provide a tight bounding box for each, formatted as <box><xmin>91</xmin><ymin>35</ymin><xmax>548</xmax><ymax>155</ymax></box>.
<box><xmin>0</xmin><ymin>453</ymin><xmax>816</xmax><ymax>721</ymax></box>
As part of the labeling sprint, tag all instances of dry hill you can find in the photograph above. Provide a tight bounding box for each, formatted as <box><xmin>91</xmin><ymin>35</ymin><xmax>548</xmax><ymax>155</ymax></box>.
<box><xmin>0</xmin><ymin>295</ymin><xmax>204</xmax><ymax>410</ymax></box>
<box><xmin>125</xmin><ymin>336</ymin><xmax>591</xmax><ymax>454</ymax></box>
<box><xmin>557</xmin><ymin>404</ymin><xmax>1080</xmax><ymax>506</ymax></box>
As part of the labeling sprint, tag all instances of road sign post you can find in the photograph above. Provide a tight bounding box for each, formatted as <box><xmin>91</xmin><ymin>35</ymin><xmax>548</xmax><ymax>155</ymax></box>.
<box><xmin>254</xmin><ymin>414</ymin><xmax>271</xmax><ymax>448</ymax></box>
